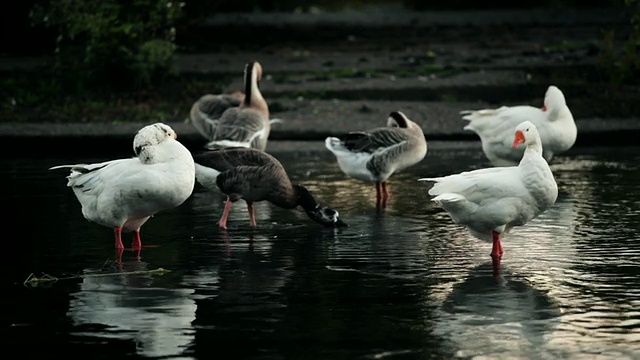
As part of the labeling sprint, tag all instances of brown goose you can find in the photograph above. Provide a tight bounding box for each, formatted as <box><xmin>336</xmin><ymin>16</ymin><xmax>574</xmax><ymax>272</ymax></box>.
<box><xmin>206</xmin><ymin>61</ymin><xmax>271</xmax><ymax>151</ymax></box>
<box><xmin>193</xmin><ymin>147</ymin><xmax>347</xmax><ymax>229</ymax></box>
<box><xmin>190</xmin><ymin>90</ymin><xmax>244</xmax><ymax>140</ymax></box>
<box><xmin>190</xmin><ymin>90</ymin><xmax>282</xmax><ymax>145</ymax></box>
<box><xmin>325</xmin><ymin>111</ymin><xmax>428</xmax><ymax>208</ymax></box>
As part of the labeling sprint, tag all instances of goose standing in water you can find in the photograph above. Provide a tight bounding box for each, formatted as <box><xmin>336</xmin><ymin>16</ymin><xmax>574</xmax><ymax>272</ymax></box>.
<box><xmin>461</xmin><ymin>85</ymin><xmax>577</xmax><ymax>166</ymax></box>
<box><xmin>50</xmin><ymin>123</ymin><xmax>196</xmax><ymax>249</ymax></box>
<box><xmin>325</xmin><ymin>111</ymin><xmax>427</xmax><ymax>208</ymax></box>
<box><xmin>205</xmin><ymin>61</ymin><xmax>271</xmax><ymax>151</ymax></box>
<box><xmin>419</xmin><ymin>121</ymin><xmax>558</xmax><ymax>276</ymax></box>
<box><xmin>193</xmin><ymin>147</ymin><xmax>347</xmax><ymax>229</ymax></box>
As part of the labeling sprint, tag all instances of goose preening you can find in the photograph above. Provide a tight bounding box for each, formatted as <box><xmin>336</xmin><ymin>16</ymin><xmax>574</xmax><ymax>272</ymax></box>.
<box><xmin>419</xmin><ymin>121</ymin><xmax>558</xmax><ymax>276</ymax></box>
<box><xmin>49</xmin><ymin>123</ymin><xmax>196</xmax><ymax>250</ymax></box>
<box><xmin>190</xmin><ymin>90</ymin><xmax>283</xmax><ymax>145</ymax></box>
<box><xmin>461</xmin><ymin>85</ymin><xmax>577</xmax><ymax>167</ymax></box>
<box><xmin>190</xmin><ymin>91</ymin><xmax>243</xmax><ymax>140</ymax></box>
<box><xmin>193</xmin><ymin>147</ymin><xmax>347</xmax><ymax>229</ymax></box>
<box><xmin>204</xmin><ymin>61</ymin><xmax>272</xmax><ymax>151</ymax></box>
<box><xmin>325</xmin><ymin>111</ymin><xmax>428</xmax><ymax>208</ymax></box>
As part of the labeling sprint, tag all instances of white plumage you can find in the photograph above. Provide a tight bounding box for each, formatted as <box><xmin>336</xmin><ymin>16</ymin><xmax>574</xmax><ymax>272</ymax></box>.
<box><xmin>461</xmin><ymin>85</ymin><xmax>577</xmax><ymax>166</ymax></box>
<box><xmin>420</xmin><ymin>120</ymin><xmax>558</xmax><ymax>275</ymax></box>
<box><xmin>325</xmin><ymin>111</ymin><xmax>427</xmax><ymax>207</ymax></box>
<box><xmin>50</xmin><ymin>123</ymin><xmax>195</xmax><ymax>249</ymax></box>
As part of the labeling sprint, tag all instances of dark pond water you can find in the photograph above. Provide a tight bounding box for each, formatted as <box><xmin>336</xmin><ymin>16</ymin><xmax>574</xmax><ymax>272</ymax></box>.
<box><xmin>6</xmin><ymin>141</ymin><xmax>640</xmax><ymax>359</ymax></box>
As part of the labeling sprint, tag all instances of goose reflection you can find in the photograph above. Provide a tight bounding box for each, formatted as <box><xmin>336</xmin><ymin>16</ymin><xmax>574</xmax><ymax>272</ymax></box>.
<box><xmin>187</xmin><ymin>231</ymin><xmax>300</xmax><ymax>358</ymax></box>
<box><xmin>326</xmin><ymin>211</ymin><xmax>431</xmax><ymax>279</ymax></box>
<box><xmin>66</xmin><ymin>252</ymin><xmax>196</xmax><ymax>358</ymax></box>
<box><xmin>431</xmin><ymin>262</ymin><xmax>562</xmax><ymax>359</ymax></box>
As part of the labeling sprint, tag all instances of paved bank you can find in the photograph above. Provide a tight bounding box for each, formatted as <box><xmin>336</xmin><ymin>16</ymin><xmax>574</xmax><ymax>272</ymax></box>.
<box><xmin>1</xmin><ymin>111</ymin><xmax>638</xmax><ymax>159</ymax></box>
<box><xmin>1</xmin><ymin>6</ymin><xmax>637</xmax><ymax>156</ymax></box>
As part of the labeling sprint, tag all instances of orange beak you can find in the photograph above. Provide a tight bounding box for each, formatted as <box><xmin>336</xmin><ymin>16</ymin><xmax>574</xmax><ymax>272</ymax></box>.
<box><xmin>512</xmin><ymin>130</ymin><xmax>525</xmax><ymax>149</ymax></box>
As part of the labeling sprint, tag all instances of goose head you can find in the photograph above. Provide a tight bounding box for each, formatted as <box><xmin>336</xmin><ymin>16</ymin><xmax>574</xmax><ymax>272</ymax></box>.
<box><xmin>242</xmin><ymin>61</ymin><xmax>267</xmax><ymax>113</ymax></box>
<box><xmin>386</xmin><ymin>111</ymin><xmax>410</xmax><ymax>128</ymax></box>
<box><xmin>134</xmin><ymin>123</ymin><xmax>176</xmax><ymax>155</ymax></box>
<box><xmin>512</xmin><ymin>121</ymin><xmax>541</xmax><ymax>149</ymax></box>
<box><xmin>244</xmin><ymin>61</ymin><xmax>263</xmax><ymax>88</ymax></box>
<box><xmin>295</xmin><ymin>185</ymin><xmax>348</xmax><ymax>227</ymax></box>
<box><xmin>542</xmin><ymin>85</ymin><xmax>566</xmax><ymax>112</ymax></box>
<box><xmin>134</xmin><ymin>123</ymin><xmax>177</xmax><ymax>163</ymax></box>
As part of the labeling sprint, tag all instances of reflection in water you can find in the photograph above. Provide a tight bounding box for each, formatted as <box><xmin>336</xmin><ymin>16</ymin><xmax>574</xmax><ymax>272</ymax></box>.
<box><xmin>67</xmin><ymin>254</ymin><xmax>196</xmax><ymax>358</ymax></box>
<box><xmin>186</xmin><ymin>230</ymin><xmax>305</xmax><ymax>359</ymax></box>
<box><xmin>431</xmin><ymin>263</ymin><xmax>562</xmax><ymax>359</ymax></box>
<box><xmin>6</xmin><ymin>144</ymin><xmax>640</xmax><ymax>359</ymax></box>
<box><xmin>545</xmin><ymin>155</ymin><xmax>640</xmax><ymax>358</ymax></box>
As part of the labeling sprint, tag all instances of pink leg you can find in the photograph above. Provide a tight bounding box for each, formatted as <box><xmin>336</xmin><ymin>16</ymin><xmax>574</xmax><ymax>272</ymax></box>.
<box><xmin>381</xmin><ymin>181</ymin><xmax>389</xmax><ymax>207</ymax></box>
<box><xmin>219</xmin><ymin>198</ymin><xmax>233</xmax><ymax>229</ymax></box>
<box><xmin>491</xmin><ymin>231</ymin><xmax>503</xmax><ymax>276</ymax></box>
<box><xmin>114</xmin><ymin>227</ymin><xmax>125</xmax><ymax>249</ymax></box>
<box><xmin>114</xmin><ymin>247</ymin><xmax>124</xmax><ymax>264</ymax></box>
<box><xmin>132</xmin><ymin>230</ymin><xmax>142</xmax><ymax>249</ymax></box>
<box><xmin>247</xmin><ymin>201</ymin><xmax>256</xmax><ymax>227</ymax></box>
<box><xmin>381</xmin><ymin>181</ymin><xmax>389</xmax><ymax>199</ymax></box>
<box><xmin>375</xmin><ymin>181</ymin><xmax>383</xmax><ymax>207</ymax></box>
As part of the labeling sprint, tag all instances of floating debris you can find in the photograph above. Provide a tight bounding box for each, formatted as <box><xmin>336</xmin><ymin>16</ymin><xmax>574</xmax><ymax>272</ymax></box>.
<box><xmin>23</xmin><ymin>268</ymin><xmax>171</xmax><ymax>288</ymax></box>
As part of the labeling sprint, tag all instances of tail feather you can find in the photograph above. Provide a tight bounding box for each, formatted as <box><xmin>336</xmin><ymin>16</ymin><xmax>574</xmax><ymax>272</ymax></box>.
<box><xmin>205</xmin><ymin>140</ymin><xmax>251</xmax><ymax>150</ymax></box>
<box><xmin>460</xmin><ymin>106</ymin><xmax>508</xmax><ymax>121</ymax></box>
<box><xmin>431</xmin><ymin>192</ymin><xmax>477</xmax><ymax>223</ymax></box>
<box><xmin>194</xmin><ymin>163</ymin><xmax>221</xmax><ymax>192</ymax></box>
<box><xmin>418</xmin><ymin>177</ymin><xmax>450</xmax><ymax>196</ymax></box>
<box><xmin>49</xmin><ymin>164</ymin><xmax>75</xmax><ymax>171</ymax></box>
<box><xmin>432</xmin><ymin>192</ymin><xmax>465</xmax><ymax>203</ymax></box>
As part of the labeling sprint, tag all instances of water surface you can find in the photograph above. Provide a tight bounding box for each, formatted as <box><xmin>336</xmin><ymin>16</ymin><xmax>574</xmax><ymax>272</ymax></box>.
<box><xmin>6</xmin><ymin>141</ymin><xmax>640</xmax><ymax>359</ymax></box>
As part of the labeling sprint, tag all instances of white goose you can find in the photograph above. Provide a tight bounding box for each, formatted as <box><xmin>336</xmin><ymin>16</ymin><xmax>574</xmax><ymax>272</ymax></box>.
<box><xmin>461</xmin><ymin>85</ymin><xmax>577</xmax><ymax>166</ymax></box>
<box><xmin>325</xmin><ymin>111</ymin><xmax>428</xmax><ymax>208</ymax></box>
<box><xmin>206</xmin><ymin>61</ymin><xmax>271</xmax><ymax>151</ymax></box>
<box><xmin>419</xmin><ymin>121</ymin><xmax>558</xmax><ymax>276</ymax></box>
<box><xmin>50</xmin><ymin>123</ymin><xmax>195</xmax><ymax>250</ymax></box>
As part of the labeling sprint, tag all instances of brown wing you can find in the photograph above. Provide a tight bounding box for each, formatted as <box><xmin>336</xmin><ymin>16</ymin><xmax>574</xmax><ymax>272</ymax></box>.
<box><xmin>193</xmin><ymin>147</ymin><xmax>280</xmax><ymax>172</ymax></box>
<box><xmin>341</xmin><ymin>127</ymin><xmax>409</xmax><ymax>154</ymax></box>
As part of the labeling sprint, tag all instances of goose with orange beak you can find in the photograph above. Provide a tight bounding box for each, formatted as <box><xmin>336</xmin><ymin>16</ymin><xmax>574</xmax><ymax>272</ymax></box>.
<box><xmin>419</xmin><ymin>121</ymin><xmax>558</xmax><ymax>276</ymax></box>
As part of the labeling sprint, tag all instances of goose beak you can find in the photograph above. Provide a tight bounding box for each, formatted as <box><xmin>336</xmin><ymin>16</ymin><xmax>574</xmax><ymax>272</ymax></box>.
<box><xmin>512</xmin><ymin>130</ymin><xmax>525</xmax><ymax>149</ymax></box>
<box><xmin>333</xmin><ymin>218</ymin><xmax>348</xmax><ymax>227</ymax></box>
<box><xmin>308</xmin><ymin>206</ymin><xmax>348</xmax><ymax>227</ymax></box>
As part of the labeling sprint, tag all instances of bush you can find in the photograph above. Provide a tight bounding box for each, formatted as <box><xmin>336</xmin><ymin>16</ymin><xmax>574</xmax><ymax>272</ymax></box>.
<box><xmin>31</xmin><ymin>0</ymin><xmax>184</xmax><ymax>90</ymax></box>
<box><xmin>598</xmin><ymin>0</ymin><xmax>640</xmax><ymax>85</ymax></box>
